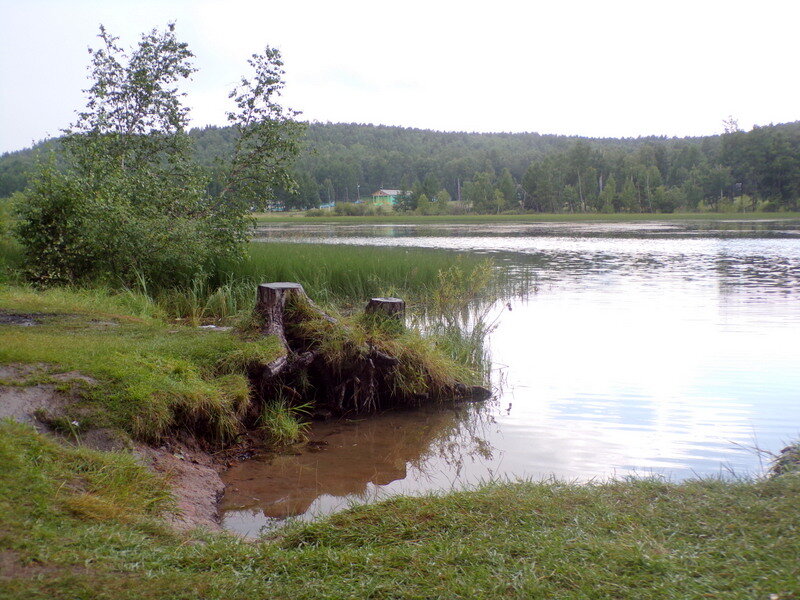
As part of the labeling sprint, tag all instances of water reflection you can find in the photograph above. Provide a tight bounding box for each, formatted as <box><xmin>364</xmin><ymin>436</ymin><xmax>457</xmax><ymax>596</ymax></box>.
<box><xmin>221</xmin><ymin>403</ymin><xmax>496</xmax><ymax>536</ymax></box>
<box><xmin>223</xmin><ymin>220</ymin><xmax>800</xmax><ymax>535</ymax></box>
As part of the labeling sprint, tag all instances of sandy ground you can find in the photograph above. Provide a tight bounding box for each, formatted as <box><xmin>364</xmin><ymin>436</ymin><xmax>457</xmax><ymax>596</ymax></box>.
<box><xmin>137</xmin><ymin>441</ymin><xmax>225</xmax><ymax>531</ymax></box>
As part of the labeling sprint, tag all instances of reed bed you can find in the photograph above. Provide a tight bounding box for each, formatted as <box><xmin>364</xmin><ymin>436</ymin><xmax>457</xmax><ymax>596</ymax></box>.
<box><xmin>154</xmin><ymin>241</ymin><xmax>515</xmax><ymax>324</ymax></box>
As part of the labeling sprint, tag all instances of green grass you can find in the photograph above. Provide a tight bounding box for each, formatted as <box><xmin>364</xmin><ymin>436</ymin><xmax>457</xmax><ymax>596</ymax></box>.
<box><xmin>0</xmin><ymin>285</ymin><xmax>283</xmax><ymax>443</ymax></box>
<box><xmin>1</xmin><ymin>420</ymin><xmax>798</xmax><ymax>599</ymax></box>
<box><xmin>134</xmin><ymin>242</ymin><xmax>505</xmax><ymax>324</ymax></box>
<box><xmin>257</xmin><ymin>398</ymin><xmax>311</xmax><ymax>446</ymax></box>
<box><xmin>254</xmin><ymin>210</ymin><xmax>800</xmax><ymax>224</ymax></box>
<box><xmin>216</xmin><ymin>242</ymin><xmax>499</xmax><ymax>307</ymax></box>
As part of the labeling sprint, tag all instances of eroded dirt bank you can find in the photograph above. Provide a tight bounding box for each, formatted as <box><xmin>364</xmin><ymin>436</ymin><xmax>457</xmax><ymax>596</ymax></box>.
<box><xmin>0</xmin><ymin>364</ymin><xmax>226</xmax><ymax>531</ymax></box>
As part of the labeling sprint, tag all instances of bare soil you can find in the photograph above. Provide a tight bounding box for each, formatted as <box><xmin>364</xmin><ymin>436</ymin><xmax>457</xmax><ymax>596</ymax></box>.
<box><xmin>136</xmin><ymin>441</ymin><xmax>225</xmax><ymax>531</ymax></box>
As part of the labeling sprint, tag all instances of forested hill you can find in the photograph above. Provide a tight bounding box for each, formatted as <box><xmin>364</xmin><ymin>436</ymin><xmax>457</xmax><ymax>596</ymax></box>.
<box><xmin>3</xmin><ymin>121</ymin><xmax>800</xmax><ymax>213</ymax></box>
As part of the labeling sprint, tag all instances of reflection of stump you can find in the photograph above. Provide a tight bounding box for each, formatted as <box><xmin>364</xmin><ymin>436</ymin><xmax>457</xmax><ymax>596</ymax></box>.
<box><xmin>365</xmin><ymin>297</ymin><xmax>405</xmax><ymax>324</ymax></box>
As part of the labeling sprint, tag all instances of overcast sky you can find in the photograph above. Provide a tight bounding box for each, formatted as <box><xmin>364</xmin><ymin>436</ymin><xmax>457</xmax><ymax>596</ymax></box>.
<box><xmin>1</xmin><ymin>0</ymin><xmax>799</xmax><ymax>154</ymax></box>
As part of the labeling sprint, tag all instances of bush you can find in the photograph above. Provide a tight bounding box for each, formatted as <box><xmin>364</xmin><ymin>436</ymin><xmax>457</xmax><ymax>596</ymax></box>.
<box><xmin>16</xmin><ymin>159</ymin><xmax>240</xmax><ymax>287</ymax></box>
<box><xmin>304</xmin><ymin>208</ymin><xmax>328</xmax><ymax>217</ymax></box>
<box><xmin>333</xmin><ymin>202</ymin><xmax>386</xmax><ymax>216</ymax></box>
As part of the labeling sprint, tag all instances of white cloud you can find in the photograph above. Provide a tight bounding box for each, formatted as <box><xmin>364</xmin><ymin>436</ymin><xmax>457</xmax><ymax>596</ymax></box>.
<box><xmin>2</xmin><ymin>0</ymin><xmax>800</xmax><ymax>152</ymax></box>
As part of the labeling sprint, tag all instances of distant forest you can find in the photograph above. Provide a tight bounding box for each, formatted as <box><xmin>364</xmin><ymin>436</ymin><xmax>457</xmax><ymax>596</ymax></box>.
<box><xmin>3</xmin><ymin>121</ymin><xmax>800</xmax><ymax>213</ymax></box>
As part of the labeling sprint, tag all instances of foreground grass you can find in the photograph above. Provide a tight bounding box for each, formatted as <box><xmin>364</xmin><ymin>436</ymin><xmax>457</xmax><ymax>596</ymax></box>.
<box><xmin>254</xmin><ymin>210</ymin><xmax>800</xmax><ymax>224</ymax></box>
<box><xmin>0</xmin><ymin>285</ymin><xmax>283</xmax><ymax>443</ymax></box>
<box><xmin>1</xmin><ymin>420</ymin><xmax>798</xmax><ymax>599</ymax></box>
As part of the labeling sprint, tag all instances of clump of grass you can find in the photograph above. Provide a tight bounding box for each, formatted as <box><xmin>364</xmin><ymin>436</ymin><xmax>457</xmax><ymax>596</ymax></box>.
<box><xmin>284</xmin><ymin>296</ymin><xmax>484</xmax><ymax>409</ymax></box>
<box><xmin>151</xmin><ymin>277</ymin><xmax>254</xmax><ymax>325</ymax></box>
<box><xmin>430</xmin><ymin>259</ymin><xmax>494</xmax><ymax>315</ymax></box>
<box><xmin>257</xmin><ymin>398</ymin><xmax>311</xmax><ymax>446</ymax></box>
<box><xmin>429</xmin><ymin>319</ymin><xmax>493</xmax><ymax>383</ymax></box>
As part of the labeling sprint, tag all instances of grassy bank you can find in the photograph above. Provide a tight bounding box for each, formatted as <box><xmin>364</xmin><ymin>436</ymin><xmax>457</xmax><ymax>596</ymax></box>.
<box><xmin>0</xmin><ymin>286</ymin><xmax>284</xmax><ymax>443</ymax></box>
<box><xmin>0</xmin><ymin>282</ymin><xmax>490</xmax><ymax>444</ymax></box>
<box><xmin>254</xmin><ymin>211</ymin><xmax>800</xmax><ymax>225</ymax></box>
<box><xmin>1</xmin><ymin>419</ymin><xmax>798</xmax><ymax>599</ymax></box>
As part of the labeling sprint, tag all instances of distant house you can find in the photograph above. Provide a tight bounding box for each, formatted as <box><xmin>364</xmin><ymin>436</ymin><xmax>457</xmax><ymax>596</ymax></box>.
<box><xmin>370</xmin><ymin>189</ymin><xmax>405</xmax><ymax>207</ymax></box>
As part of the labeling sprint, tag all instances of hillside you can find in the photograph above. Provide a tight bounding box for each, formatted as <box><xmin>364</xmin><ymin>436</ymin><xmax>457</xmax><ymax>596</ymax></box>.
<box><xmin>3</xmin><ymin>121</ymin><xmax>800</xmax><ymax>213</ymax></box>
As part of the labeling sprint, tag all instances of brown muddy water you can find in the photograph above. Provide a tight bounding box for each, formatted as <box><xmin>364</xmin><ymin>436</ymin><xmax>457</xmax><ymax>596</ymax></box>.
<box><xmin>222</xmin><ymin>220</ymin><xmax>800</xmax><ymax>536</ymax></box>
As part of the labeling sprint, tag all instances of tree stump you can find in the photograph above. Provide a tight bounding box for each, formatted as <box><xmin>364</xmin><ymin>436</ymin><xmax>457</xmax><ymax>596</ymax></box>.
<box><xmin>365</xmin><ymin>297</ymin><xmax>405</xmax><ymax>324</ymax></box>
<box><xmin>256</xmin><ymin>282</ymin><xmax>306</xmax><ymax>350</ymax></box>
<box><xmin>250</xmin><ymin>284</ymin><xmax>488</xmax><ymax>417</ymax></box>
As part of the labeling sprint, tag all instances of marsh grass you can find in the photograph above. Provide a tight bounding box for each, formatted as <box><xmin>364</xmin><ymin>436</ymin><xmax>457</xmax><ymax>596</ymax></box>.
<box><xmin>2</xmin><ymin>419</ymin><xmax>799</xmax><ymax>599</ymax></box>
<box><xmin>214</xmin><ymin>242</ymin><xmax>501</xmax><ymax>308</ymax></box>
<box><xmin>118</xmin><ymin>243</ymin><xmax>505</xmax><ymax>325</ymax></box>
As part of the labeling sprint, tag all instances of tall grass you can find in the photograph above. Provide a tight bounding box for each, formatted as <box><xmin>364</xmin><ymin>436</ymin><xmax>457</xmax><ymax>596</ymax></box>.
<box><xmin>217</xmin><ymin>242</ymin><xmax>500</xmax><ymax>305</ymax></box>
<box><xmin>148</xmin><ymin>242</ymin><xmax>511</xmax><ymax>324</ymax></box>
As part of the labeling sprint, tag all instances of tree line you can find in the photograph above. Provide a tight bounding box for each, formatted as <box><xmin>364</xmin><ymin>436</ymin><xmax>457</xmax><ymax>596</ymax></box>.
<box><xmin>4</xmin><ymin>119</ymin><xmax>800</xmax><ymax>214</ymax></box>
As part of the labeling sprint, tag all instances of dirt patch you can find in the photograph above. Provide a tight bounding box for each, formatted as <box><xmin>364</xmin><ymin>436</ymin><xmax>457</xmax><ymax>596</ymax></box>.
<box><xmin>137</xmin><ymin>442</ymin><xmax>225</xmax><ymax>531</ymax></box>
<box><xmin>0</xmin><ymin>550</ymin><xmax>71</xmax><ymax>580</ymax></box>
<box><xmin>0</xmin><ymin>364</ymin><xmax>85</xmax><ymax>432</ymax></box>
<box><xmin>0</xmin><ymin>311</ymin><xmax>42</xmax><ymax>326</ymax></box>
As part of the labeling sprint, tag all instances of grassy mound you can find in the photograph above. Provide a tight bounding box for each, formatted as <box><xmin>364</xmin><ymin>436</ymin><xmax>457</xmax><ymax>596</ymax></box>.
<box><xmin>0</xmin><ymin>286</ymin><xmax>282</xmax><ymax>443</ymax></box>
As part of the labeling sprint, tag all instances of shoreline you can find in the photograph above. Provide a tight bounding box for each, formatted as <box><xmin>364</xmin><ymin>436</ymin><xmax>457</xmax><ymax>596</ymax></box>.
<box><xmin>253</xmin><ymin>211</ymin><xmax>800</xmax><ymax>225</ymax></box>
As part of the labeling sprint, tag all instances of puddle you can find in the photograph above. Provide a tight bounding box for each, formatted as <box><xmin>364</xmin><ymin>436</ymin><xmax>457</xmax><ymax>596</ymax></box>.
<box><xmin>220</xmin><ymin>403</ymin><xmax>493</xmax><ymax>537</ymax></box>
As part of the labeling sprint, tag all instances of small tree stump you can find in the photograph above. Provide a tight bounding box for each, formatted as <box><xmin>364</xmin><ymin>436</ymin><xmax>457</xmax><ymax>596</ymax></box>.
<box><xmin>365</xmin><ymin>297</ymin><xmax>405</xmax><ymax>324</ymax></box>
<box><xmin>256</xmin><ymin>282</ymin><xmax>306</xmax><ymax>349</ymax></box>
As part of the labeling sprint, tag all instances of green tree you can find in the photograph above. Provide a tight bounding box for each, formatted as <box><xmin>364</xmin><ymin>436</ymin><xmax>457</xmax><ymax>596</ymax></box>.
<box><xmin>421</xmin><ymin>173</ymin><xmax>440</xmax><ymax>200</ymax></box>
<box><xmin>15</xmin><ymin>25</ymin><xmax>301</xmax><ymax>287</ymax></box>
<box><xmin>598</xmin><ymin>175</ymin><xmax>616</xmax><ymax>213</ymax></box>
<box><xmin>620</xmin><ymin>177</ymin><xmax>639</xmax><ymax>212</ymax></box>
<box><xmin>222</xmin><ymin>46</ymin><xmax>305</xmax><ymax>210</ymax></box>
<box><xmin>415</xmin><ymin>193</ymin><xmax>432</xmax><ymax>215</ymax></box>
<box><xmin>463</xmin><ymin>172</ymin><xmax>495</xmax><ymax>213</ymax></box>
<box><xmin>497</xmin><ymin>168</ymin><xmax>516</xmax><ymax>206</ymax></box>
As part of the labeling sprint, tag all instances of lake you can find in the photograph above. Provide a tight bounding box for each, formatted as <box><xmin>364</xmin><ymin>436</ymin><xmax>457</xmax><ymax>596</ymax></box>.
<box><xmin>222</xmin><ymin>219</ymin><xmax>800</xmax><ymax>536</ymax></box>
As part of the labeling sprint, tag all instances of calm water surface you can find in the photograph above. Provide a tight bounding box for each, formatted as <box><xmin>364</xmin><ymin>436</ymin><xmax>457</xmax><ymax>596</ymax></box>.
<box><xmin>222</xmin><ymin>220</ymin><xmax>800</xmax><ymax>536</ymax></box>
